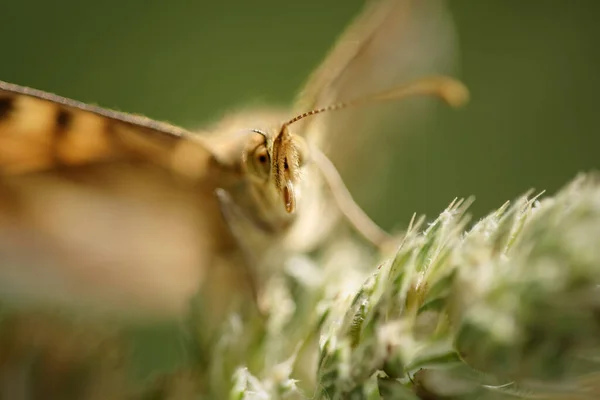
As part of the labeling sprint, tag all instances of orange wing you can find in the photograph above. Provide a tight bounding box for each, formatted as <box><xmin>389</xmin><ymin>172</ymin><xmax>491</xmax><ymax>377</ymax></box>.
<box><xmin>0</xmin><ymin>80</ymin><xmax>213</xmax><ymax>176</ymax></box>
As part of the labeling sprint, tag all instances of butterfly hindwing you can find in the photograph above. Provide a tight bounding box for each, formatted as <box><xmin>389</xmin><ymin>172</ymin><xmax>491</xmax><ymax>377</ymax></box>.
<box><xmin>0</xmin><ymin>81</ymin><xmax>255</xmax><ymax>322</ymax></box>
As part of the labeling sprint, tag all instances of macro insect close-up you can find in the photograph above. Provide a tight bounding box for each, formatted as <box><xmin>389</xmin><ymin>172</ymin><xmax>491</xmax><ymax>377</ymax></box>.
<box><xmin>0</xmin><ymin>1</ymin><xmax>599</xmax><ymax>399</ymax></box>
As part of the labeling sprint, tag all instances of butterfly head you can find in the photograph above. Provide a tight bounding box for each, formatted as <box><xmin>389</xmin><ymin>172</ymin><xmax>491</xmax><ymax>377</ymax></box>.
<box><xmin>242</xmin><ymin>125</ymin><xmax>306</xmax><ymax>215</ymax></box>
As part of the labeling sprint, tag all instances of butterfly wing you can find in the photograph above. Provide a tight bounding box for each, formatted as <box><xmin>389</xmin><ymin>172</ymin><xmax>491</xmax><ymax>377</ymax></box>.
<box><xmin>0</xmin><ymin>81</ymin><xmax>250</xmax><ymax>323</ymax></box>
<box><xmin>293</xmin><ymin>0</ymin><xmax>459</xmax><ymax>220</ymax></box>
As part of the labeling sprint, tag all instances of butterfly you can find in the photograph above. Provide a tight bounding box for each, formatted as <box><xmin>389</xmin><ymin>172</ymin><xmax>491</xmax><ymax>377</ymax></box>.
<box><xmin>0</xmin><ymin>0</ymin><xmax>467</xmax><ymax>331</ymax></box>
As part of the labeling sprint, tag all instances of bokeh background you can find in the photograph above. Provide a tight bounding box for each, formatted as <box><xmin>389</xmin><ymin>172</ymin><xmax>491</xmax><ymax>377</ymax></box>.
<box><xmin>2</xmin><ymin>0</ymin><xmax>598</xmax><ymax>229</ymax></box>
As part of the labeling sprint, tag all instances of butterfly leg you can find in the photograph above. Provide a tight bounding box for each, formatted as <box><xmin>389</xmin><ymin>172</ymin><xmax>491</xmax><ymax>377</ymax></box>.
<box><xmin>213</xmin><ymin>188</ymin><xmax>266</xmax><ymax>317</ymax></box>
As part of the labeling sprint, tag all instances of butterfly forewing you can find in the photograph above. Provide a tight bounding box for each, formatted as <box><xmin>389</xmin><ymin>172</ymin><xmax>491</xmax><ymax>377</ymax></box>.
<box><xmin>0</xmin><ymin>81</ymin><xmax>217</xmax><ymax>178</ymax></box>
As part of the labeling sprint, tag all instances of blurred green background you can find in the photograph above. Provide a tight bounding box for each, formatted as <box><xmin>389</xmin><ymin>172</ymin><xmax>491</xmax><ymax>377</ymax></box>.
<box><xmin>1</xmin><ymin>0</ymin><xmax>598</xmax><ymax>229</ymax></box>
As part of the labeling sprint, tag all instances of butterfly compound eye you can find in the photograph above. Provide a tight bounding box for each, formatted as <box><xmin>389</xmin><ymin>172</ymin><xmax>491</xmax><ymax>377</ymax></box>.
<box><xmin>251</xmin><ymin>145</ymin><xmax>271</xmax><ymax>178</ymax></box>
<box><xmin>257</xmin><ymin>151</ymin><xmax>268</xmax><ymax>165</ymax></box>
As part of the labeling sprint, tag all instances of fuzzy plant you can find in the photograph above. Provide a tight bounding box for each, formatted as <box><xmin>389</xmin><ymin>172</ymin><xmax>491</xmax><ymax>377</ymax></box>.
<box><xmin>221</xmin><ymin>172</ymin><xmax>600</xmax><ymax>400</ymax></box>
<box><xmin>0</xmin><ymin>172</ymin><xmax>599</xmax><ymax>400</ymax></box>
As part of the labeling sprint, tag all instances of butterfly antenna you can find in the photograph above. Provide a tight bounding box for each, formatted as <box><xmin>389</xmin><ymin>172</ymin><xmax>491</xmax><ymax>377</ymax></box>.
<box><xmin>280</xmin><ymin>76</ymin><xmax>468</xmax><ymax>250</ymax></box>
<box><xmin>283</xmin><ymin>75</ymin><xmax>469</xmax><ymax>128</ymax></box>
<box><xmin>249</xmin><ymin>128</ymin><xmax>268</xmax><ymax>138</ymax></box>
